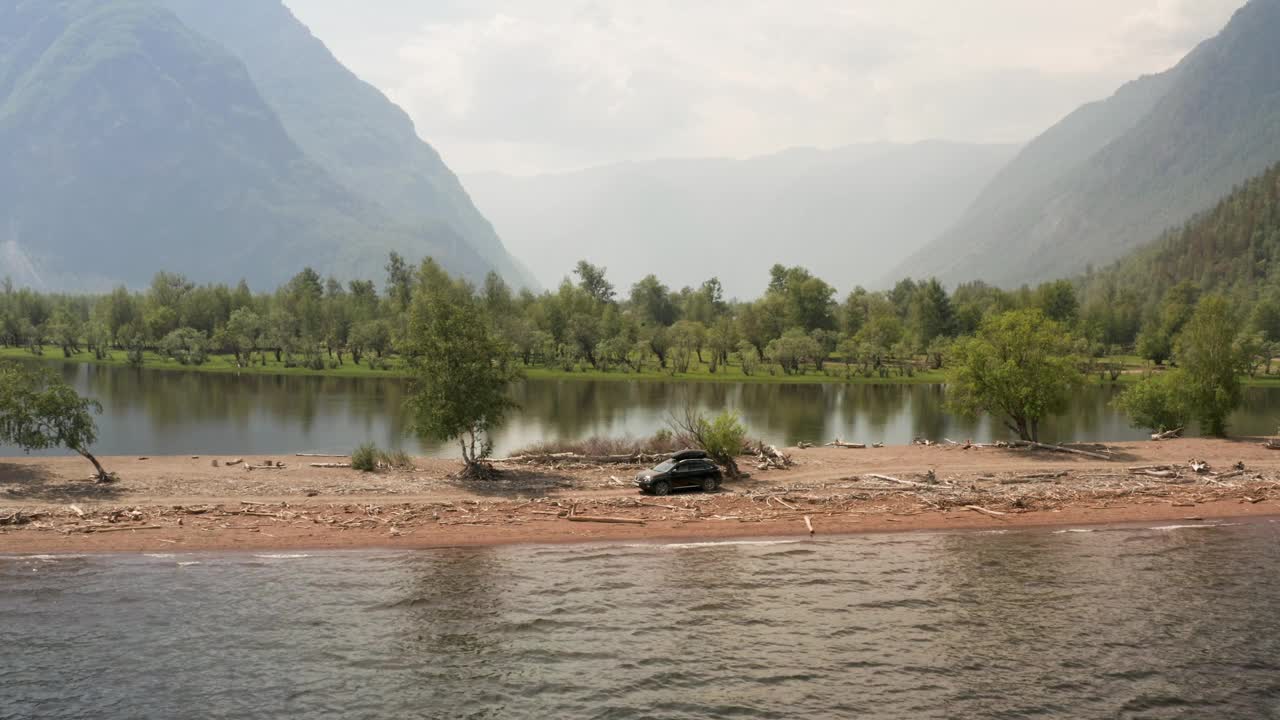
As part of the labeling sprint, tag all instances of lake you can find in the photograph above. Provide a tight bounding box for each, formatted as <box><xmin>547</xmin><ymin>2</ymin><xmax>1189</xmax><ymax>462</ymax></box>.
<box><xmin>4</xmin><ymin>522</ymin><xmax>1280</xmax><ymax>719</ymax></box>
<box><xmin>8</xmin><ymin>363</ymin><xmax>1280</xmax><ymax>457</ymax></box>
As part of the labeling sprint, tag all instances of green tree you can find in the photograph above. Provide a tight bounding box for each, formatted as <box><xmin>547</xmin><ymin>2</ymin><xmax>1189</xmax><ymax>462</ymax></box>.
<box><xmin>1114</xmin><ymin>370</ymin><xmax>1189</xmax><ymax>433</ymax></box>
<box><xmin>1175</xmin><ymin>295</ymin><xmax>1243</xmax><ymax>436</ymax></box>
<box><xmin>404</xmin><ymin>260</ymin><xmax>521</xmax><ymax>473</ymax></box>
<box><xmin>946</xmin><ymin>309</ymin><xmax>1081</xmax><ymax>442</ymax></box>
<box><xmin>0</xmin><ymin>362</ymin><xmax>111</xmax><ymax>482</ymax></box>
<box><xmin>160</xmin><ymin>327</ymin><xmax>208</xmax><ymax>366</ymax></box>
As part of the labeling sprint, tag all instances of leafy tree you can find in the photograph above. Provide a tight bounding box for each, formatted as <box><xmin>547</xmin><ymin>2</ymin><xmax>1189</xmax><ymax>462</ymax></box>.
<box><xmin>735</xmin><ymin>341</ymin><xmax>759</xmax><ymax>376</ymax></box>
<box><xmin>1034</xmin><ymin>279</ymin><xmax>1079</xmax><ymax>324</ymax></box>
<box><xmin>629</xmin><ymin>274</ymin><xmax>678</xmax><ymax>326</ymax></box>
<box><xmin>574</xmin><ymin>260</ymin><xmax>616</xmax><ymax>304</ymax></box>
<box><xmin>946</xmin><ymin>309</ymin><xmax>1081</xmax><ymax>442</ymax></box>
<box><xmin>404</xmin><ymin>260</ymin><xmax>520</xmax><ymax>473</ymax></box>
<box><xmin>160</xmin><ymin>327</ymin><xmax>208</xmax><ymax>365</ymax></box>
<box><xmin>1114</xmin><ymin>370</ymin><xmax>1190</xmax><ymax>433</ymax></box>
<box><xmin>910</xmin><ymin>278</ymin><xmax>956</xmax><ymax>346</ymax></box>
<box><xmin>766</xmin><ymin>328</ymin><xmax>820</xmax><ymax>375</ymax></box>
<box><xmin>1175</xmin><ymin>295</ymin><xmax>1243</xmax><ymax>436</ymax></box>
<box><xmin>1136</xmin><ymin>324</ymin><xmax>1172</xmax><ymax>365</ymax></box>
<box><xmin>670</xmin><ymin>407</ymin><xmax>746</xmax><ymax>478</ymax></box>
<box><xmin>0</xmin><ymin>362</ymin><xmax>111</xmax><ymax>482</ymax></box>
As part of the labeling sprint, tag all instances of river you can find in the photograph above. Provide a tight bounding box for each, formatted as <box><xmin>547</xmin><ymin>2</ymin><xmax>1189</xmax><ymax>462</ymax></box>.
<box><xmin>4</xmin><ymin>521</ymin><xmax>1280</xmax><ymax>719</ymax></box>
<box><xmin>8</xmin><ymin>363</ymin><xmax>1280</xmax><ymax>456</ymax></box>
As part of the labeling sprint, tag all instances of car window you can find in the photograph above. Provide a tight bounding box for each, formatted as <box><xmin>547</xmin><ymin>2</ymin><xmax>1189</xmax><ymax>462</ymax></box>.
<box><xmin>654</xmin><ymin>460</ymin><xmax>676</xmax><ymax>472</ymax></box>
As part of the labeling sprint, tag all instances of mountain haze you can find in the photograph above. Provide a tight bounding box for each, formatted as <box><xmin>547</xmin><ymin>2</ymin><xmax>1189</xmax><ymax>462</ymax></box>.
<box><xmin>0</xmin><ymin>0</ymin><xmax>526</xmax><ymax>291</ymax></box>
<box><xmin>467</xmin><ymin>142</ymin><xmax>1018</xmax><ymax>298</ymax></box>
<box><xmin>896</xmin><ymin>0</ymin><xmax>1280</xmax><ymax>288</ymax></box>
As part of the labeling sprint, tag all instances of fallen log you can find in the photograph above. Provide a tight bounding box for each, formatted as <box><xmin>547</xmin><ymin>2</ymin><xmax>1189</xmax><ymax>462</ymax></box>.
<box><xmin>566</xmin><ymin>514</ymin><xmax>646</xmax><ymax>525</ymax></box>
<box><xmin>68</xmin><ymin>504</ymin><xmax>85</xmax><ymax>518</ymax></box>
<box><xmin>1151</xmin><ymin>428</ymin><xmax>1184</xmax><ymax>441</ymax></box>
<box><xmin>245</xmin><ymin>464</ymin><xmax>286</xmax><ymax>471</ymax></box>
<box><xmin>296</xmin><ymin>453</ymin><xmax>349</xmax><ymax>458</ymax></box>
<box><xmin>1264</xmin><ymin>440</ymin><xmax>1280</xmax><ymax>450</ymax></box>
<box><xmin>310</xmin><ymin>463</ymin><xmax>352</xmax><ymax>469</ymax></box>
<box><xmin>868</xmin><ymin>474</ymin><xmax>922</xmax><ymax>487</ymax></box>
<box><xmin>804</xmin><ymin>515</ymin><xmax>815</xmax><ymax>536</ymax></box>
<box><xmin>825</xmin><ymin>440</ymin><xmax>866</xmax><ymax>449</ymax></box>
<box><xmin>1010</xmin><ymin>440</ymin><xmax>1113</xmax><ymax>461</ymax></box>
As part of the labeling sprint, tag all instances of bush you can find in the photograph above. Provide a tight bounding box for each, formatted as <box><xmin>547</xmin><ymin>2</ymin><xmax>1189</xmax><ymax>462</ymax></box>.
<box><xmin>378</xmin><ymin>448</ymin><xmax>414</xmax><ymax>470</ymax></box>
<box><xmin>1113</xmin><ymin>370</ymin><xmax>1190</xmax><ymax>433</ymax></box>
<box><xmin>351</xmin><ymin>443</ymin><xmax>379</xmax><ymax>472</ymax></box>
<box><xmin>670</xmin><ymin>408</ymin><xmax>748</xmax><ymax>477</ymax></box>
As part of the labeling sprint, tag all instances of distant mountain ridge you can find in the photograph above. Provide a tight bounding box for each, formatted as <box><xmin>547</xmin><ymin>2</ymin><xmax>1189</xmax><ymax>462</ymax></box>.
<box><xmin>0</xmin><ymin>0</ymin><xmax>529</xmax><ymax>291</ymax></box>
<box><xmin>466</xmin><ymin>141</ymin><xmax>1019</xmax><ymax>297</ymax></box>
<box><xmin>895</xmin><ymin>0</ymin><xmax>1280</xmax><ymax>288</ymax></box>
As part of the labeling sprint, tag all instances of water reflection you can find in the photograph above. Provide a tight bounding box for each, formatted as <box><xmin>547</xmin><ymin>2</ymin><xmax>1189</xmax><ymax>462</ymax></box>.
<box><xmin>9</xmin><ymin>362</ymin><xmax>1280</xmax><ymax>457</ymax></box>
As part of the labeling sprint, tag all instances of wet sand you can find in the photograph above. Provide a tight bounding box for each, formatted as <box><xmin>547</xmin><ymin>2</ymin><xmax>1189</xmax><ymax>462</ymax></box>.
<box><xmin>3</xmin><ymin>438</ymin><xmax>1278</xmax><ymax>553</ymax></box>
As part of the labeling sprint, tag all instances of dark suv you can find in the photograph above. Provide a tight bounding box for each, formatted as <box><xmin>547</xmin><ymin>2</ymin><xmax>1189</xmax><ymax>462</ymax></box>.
<box><xmin>634</xmin><ymin>450</ymin><xmax>722</xmax><ymax>496</ymax></box>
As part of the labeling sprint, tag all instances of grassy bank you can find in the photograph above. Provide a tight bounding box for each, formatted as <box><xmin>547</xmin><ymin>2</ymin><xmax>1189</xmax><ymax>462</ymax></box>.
<box><xmin>9</xmin><ymin>345</ymin><xmax>1280</xmax><ymax>387</ymax></box>
<box><xmin>0</xmin><ymin>346</ymin><xmax>947</xmax><ymax>385</ymax></box>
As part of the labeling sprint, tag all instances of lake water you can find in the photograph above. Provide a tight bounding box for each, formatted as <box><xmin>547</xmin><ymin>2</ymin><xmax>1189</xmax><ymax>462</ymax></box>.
<box><xmin>4</xmin><ymin>521</ymin><xmax>1280</xmax><ymax>719</ymax></box>
<box><xmin>8</xmin><ymin>363</ymin><xmax>1280</xmax><ymax>457</ymax></box>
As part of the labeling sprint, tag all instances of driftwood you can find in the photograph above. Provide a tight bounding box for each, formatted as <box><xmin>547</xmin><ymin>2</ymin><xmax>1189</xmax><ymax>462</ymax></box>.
<box><xmin>825</xmin><ymin>440</ymin><xmax>866</xmax><ymax>449</ymax></box>
<box><xmin>68</xmin><ymin>504</ymin><xmax>86</xmax><ymax>518</ymax></box>
<box><xmin>82</xmin><ymin>525</ymin><xmax>165</xmax><ymax>534</ymax></box>
<box><xmin>310</xmin><ymin>463</ymin><xmax>351</xmax><ymax>469</ymax></box>
<box><xmin>245</xmin><ymin>464</ymin><xmax>286</xmax><ymax>471</ymax></box>
<box><xmin>868</xmin><ymin>474</ymin><xmax>921</xmax><ymax>487</ymax></box>
<box><xmin>1152</xmin><ymin>428</ymin><xmax>1184</xmax><ymax>441</ymax></box>
<box><xmin>1189</xmin><ymin>459</ymin><xmax>1210</xmax><ymax>474</ymax></box>
<box><xmin>296</xmin><ymin>453</ymin><xmax>349</xmax><ymax>458</ymax></box>
<box><xmin>966</xmin><ymin>505</ymin><xmax>1008</xmax><ymax>519</ymax></box>
<box><xmin>568</xmin><ymin>504</ymin><xmax>645</xmax><ymax>527</ymax></box>
<box><xmin>1264</xmin><ymin>440</ymin><xmax>1280</xmax><ymax>450</ymax></box>
<box><xmin>1010</xmin><ymin>440</ymin><xmax>1112</xmax><ymax>461</ymax></box>
<box><xmin>495</xmin><ymin>452</ymin><xmax>665</xmax><ymax>466</ymax></box>
<box><xmin>804</xmin><ymin>515</ymin><xmax>815</xmax><ymax>535</ymax></box>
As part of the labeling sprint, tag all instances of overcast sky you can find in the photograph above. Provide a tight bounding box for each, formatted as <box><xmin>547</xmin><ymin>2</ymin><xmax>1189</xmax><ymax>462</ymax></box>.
<box><xmin>285</xmin><ymin>0</ymin><xmax>1242</xmax><ymax>176</ymax></box>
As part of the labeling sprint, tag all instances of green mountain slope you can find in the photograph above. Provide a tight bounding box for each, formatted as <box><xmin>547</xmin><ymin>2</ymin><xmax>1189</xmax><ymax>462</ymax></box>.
<box><xmin>1083</xmin><ymin>161</ymin><xmax>1280</xmax><ymax>308</ymax></box>
<box><xmin>896</xmin><ymin>0</ymin><xmax>1280</xmax><ymax>288</ymax></box>
<box><xmin>0</xmin><ymin>0</ymin><xmax>516</xmax><ymax>290</ymax></box>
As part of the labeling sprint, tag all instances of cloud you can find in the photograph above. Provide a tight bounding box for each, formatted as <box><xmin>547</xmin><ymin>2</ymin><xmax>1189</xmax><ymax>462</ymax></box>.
<box><xmin>286</xmin><ymin>0</ymin><xmax>1243</xmax><ymax>174</ymax></box>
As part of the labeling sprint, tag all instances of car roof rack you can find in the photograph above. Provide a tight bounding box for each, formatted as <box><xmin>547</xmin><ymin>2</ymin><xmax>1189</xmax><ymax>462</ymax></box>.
<box><xmin>670</xmin><ymin>449</ymin><xmax>709</xmax><ymax>461</ymax></box>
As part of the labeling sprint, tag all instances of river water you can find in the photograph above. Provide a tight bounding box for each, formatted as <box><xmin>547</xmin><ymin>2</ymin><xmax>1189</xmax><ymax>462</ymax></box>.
<box><xmin>4</xmin><ymin>521</ymin><xmax>1280</xmax><ymax>719</ymax></box>
<box><xmin>10</xmin><ymin>363</ymin><xmax>1280</xmax><ymax>457</ymax></box>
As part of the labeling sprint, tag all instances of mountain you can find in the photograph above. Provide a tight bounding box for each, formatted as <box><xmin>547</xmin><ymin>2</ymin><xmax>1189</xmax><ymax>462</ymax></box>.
<box><xmin>1083</xmin><ymin>160</ymin><xmax>1280</xmax><ymax>309</ymax></box>
<box><xmin>465</xmin><ymin>142</ymin><xmax>1019</xmax><ymax>298</ymax></box>
<box><xmin>895</xmin><ymin>0</ymin><xmax>1280</xmax><ymax>288</ymax></box>
<box><xmin>0</xmin><ymin>0</ymin><xmax>527</xmax><ymax>291</ymax></box>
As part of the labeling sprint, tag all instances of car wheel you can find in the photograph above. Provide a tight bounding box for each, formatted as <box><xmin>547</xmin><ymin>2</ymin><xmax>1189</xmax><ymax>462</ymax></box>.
<box><xmin>701</xmin><ymin>476</ymin><xmax>718</xmax><ymax>492</ymax></box>
<box><xmin>652</xmin><ymin>480</ymin><xmax>672</xmax><ymax>496</ymax></box>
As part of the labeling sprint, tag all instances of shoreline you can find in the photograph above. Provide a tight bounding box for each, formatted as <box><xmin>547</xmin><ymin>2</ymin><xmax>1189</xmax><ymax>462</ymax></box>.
<box><xmin>2</xmin><ymin>502</ymin><xmax>1275</xmax><ymax>557</ymax></box>
<box><xmin>4</xmin><ymin>439</ymin><xmax>1279</xmax><ymax>553</ymax></box>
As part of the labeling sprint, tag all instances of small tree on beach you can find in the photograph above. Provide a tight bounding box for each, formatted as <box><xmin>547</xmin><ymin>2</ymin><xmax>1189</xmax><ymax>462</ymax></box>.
<box><xmin>669</xmin><ymin>407</ymin><xmax>747</xmax><ymax>478</ymax></box>
<box><xmin>0</xmin><ymin>362</ymin><xmax>112</xmax><ymax>482</ymax></box>
<box><xmin>946</xmin><ymin>309</ymin><xmax>1081</xmax><ymax>442</ymax></box>
<box><xmin>1113</xmin><ymin>369</ymin><xmax>1190</xmax><ymax>434</ymax></box>
<box><xmin>404</xmin><ymin>260</ymin><xmax>520</xmax><ymax>476</ymax></box>
<box><xmin>1175</xmin><ymin>295</ymin><xmax>1244</xmax><ymax>437</ymax></box>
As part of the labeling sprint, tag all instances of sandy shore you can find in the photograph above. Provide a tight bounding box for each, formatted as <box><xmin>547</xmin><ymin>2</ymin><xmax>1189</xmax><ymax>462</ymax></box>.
<box><xmin>3</xmin><ymin>439</ymin><xmax>1279</xmax><ymax>553</ymax></box>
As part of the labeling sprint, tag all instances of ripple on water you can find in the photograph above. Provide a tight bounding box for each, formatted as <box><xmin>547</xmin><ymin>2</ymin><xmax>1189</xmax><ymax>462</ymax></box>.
<box><xmin>5</xmin><ymin>524</ymin><xmax>1280</xmax><ymax>719</ymax></box>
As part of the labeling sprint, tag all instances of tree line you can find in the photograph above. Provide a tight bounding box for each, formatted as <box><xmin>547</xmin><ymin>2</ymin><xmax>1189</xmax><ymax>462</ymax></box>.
<box><xmin>8</xmin><ymin>251</ymin><xmax>1263</xmax><ymax>380</ymax></box>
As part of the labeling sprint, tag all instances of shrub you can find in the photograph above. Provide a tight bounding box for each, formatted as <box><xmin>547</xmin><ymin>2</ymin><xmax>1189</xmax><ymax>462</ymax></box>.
<box><xmin>1113</xmin><ymin>370</ymin><xmax>1190</xmax><ymax>433</ymax></box>
<box><xmin>351</xmin><ymin>443</ymin><xmax>379</xmax><ymax>472</ymax></box>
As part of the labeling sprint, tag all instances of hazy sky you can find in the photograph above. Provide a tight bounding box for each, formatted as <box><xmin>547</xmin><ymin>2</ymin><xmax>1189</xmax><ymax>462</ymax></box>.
<box><xmin>285</xmin><ymin>0</ymin><xmax>1242</xmax><ymax>176</ymax></box>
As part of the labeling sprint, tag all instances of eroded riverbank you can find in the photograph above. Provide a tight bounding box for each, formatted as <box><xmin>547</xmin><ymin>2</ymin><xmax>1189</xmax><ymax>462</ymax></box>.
<box><xmin>3</xmin><ymin>439</ymin><xmax>1279</xmax><ymax>553</ymax></box>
